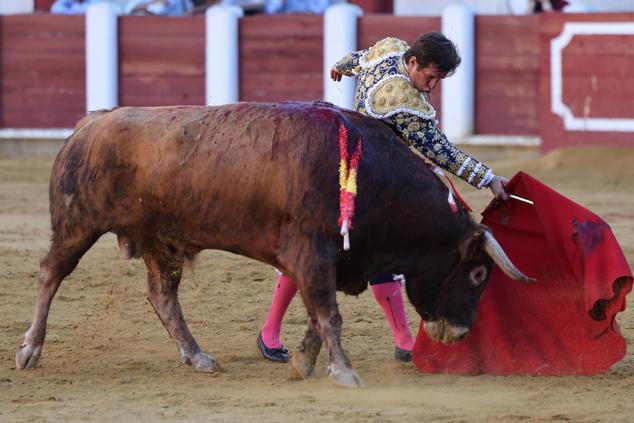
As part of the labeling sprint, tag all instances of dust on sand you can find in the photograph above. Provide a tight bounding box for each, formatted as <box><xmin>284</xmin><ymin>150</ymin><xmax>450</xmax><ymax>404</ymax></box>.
<box><xmin>1</xmin><ymin>147</ymin><xmax>633</xmax><ymax>422</ymax></box>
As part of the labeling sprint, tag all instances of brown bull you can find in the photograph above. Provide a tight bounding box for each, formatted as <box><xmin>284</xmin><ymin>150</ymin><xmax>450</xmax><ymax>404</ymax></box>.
<box><xmin>16</xmin><ymin>102</ymin><xmax>532</xmax><ymax>387</ymax></box>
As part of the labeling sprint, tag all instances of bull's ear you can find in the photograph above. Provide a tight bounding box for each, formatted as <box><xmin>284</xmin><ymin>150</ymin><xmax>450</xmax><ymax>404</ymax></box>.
<box><xmin>459</xmin><ymin>230</ymin><xmax>485</xmax><ymax>261</ymax></box>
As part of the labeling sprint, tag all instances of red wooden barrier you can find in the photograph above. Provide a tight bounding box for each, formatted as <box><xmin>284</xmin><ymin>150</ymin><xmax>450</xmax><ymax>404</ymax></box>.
<box><xmin>358</xmin><ymin>15</ymin><xmax>439</xmax><ymax>48</ymax></box>
<box><xmin>0</xmin><ymin>15</ymin><xmax>85</xmax><ymax>128</ymax></box>
<box><xmin>239</xmin><ymin>14</ymin><xmax>323</xmax><ymax>102</ymax></box>
<box><xmin>118</xmin><ymin>16</ymin><xmax>205</xmax><ymax>107</ymax></box>
<box><xmin>350</xmin><ymin>0</ymin><xmax>393</xmax><ymax>13</ymax></box>
<box><xmin>3</xmin><ymin>11</ymin><xmax>631</xmax><ymax>152</ymax></box>
<box><xmin>475</xmin><ymin>15</ymin><xmax>540</xmax><ymax>135</ymax></box>
<box><xmin>540</xmin><ymin>13</ymin><xmax>634</xmax><ymax>152</ymax></box>
<box><xmin>35</xmin><ymin>0</ymin><xmax>55</xmax><ymax>12</ymax></box>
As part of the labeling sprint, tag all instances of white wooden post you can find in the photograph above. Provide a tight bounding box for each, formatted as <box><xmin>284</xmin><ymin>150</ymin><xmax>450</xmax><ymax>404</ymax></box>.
<box><xmin>206</xmin><ymin>5</ymin><xmax>244</xmax><ymax>106</ymax></box>
<box><xmin>86</xmin><ymin>2</ymin><xmax>118</xmax><ymax>112</ymax></box>
<box><xmin>323</xmin><ymin>3</ymin><xmax>363</xmax><ymax>109</ymax></box>
<box><xmin>441</xmin><ymin>4</ymin><xmax>475</xmax><ymax>141</ymax></box>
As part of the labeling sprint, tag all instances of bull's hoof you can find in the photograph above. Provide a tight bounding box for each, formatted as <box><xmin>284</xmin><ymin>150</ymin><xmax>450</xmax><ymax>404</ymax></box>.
<box><xmin>16</xmin><ymin>343</ymin><xmax>42</xmax><ymax>370</ymax></box>
<box><xmin>289</xmin><ymin>350</ymin><xmax>315</xmax><ymax>380</ymax></box>
<box><xmin>189</xmin><ymin>351</ymin><xmax>225</xmax><ymax>373</ymax></box>
<box><xmin>326</xmin><ymin>364</ymin><xmax>364</xmax><ymax>388</ymax></box>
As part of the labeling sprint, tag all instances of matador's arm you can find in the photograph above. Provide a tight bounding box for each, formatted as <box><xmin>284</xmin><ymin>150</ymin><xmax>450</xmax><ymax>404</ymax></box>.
<box><xmin>389</xmin><ymin>112</ymin><xmax>495</xmax><ymax>189</ymax></box>
<box><xmin>333</xmin><ymin>49</ymin><xmax>368</xmax><ymax>76</ymax></box>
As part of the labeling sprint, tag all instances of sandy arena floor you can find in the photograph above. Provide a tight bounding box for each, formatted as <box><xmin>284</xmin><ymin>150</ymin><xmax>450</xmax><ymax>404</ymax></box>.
<box><xmin>1</xmin><ymin>146</ymin><xmax>633</xmax><ymax>422</ymax></box>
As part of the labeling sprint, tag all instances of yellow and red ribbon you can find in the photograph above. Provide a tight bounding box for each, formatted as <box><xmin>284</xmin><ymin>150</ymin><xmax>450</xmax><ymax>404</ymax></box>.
<box><xmin>338</xmin><ymin>122</ymin><xmax>363</xmax><ymax>250</ymax></box>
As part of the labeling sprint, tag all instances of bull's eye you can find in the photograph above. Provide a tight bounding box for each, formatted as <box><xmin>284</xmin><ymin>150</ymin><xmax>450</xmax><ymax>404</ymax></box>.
<box><xmin>469</xmin><ymin>265</ymin><xmax>487</xmax><ymax>287</ymax></box>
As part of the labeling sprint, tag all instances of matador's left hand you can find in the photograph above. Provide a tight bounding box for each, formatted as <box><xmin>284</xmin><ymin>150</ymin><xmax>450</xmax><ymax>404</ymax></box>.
<box><xmin>330</xmin><ymin>66</ymin><xmax>344</xmax><ymax>81</ymax></box>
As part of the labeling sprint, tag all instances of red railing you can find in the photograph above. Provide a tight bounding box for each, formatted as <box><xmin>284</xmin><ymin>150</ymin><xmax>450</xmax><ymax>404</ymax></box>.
<box><xmin>12</xmin><ymin>12</ymin><xmax>634</xmax><ymax>145</ymax></box>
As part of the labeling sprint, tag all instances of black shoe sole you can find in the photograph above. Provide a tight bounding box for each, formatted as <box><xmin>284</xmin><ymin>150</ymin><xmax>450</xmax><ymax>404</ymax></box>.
<box><xmin>394</xmin><ymin>346</ymin><xmax>412</xmax><ymax>362</ymax></box>
<box><xmin>257</xmin><ymin>332</ymin><xmax>289</xmax><ymax>363</ymax></box>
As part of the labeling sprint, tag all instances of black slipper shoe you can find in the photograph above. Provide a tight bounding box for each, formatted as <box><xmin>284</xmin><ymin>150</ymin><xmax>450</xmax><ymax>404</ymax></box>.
<box><xmin>394</xmin><ymin>346</ymin><xmax>412</xmax><ymax>362</ymax></box>
<box><xmin>257</xmin><ymin>332</ymin><xmax>289</xmax><ymax>363</ymax></box>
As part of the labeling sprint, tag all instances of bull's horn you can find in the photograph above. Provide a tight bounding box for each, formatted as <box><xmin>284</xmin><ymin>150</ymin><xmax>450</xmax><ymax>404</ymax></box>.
<box><xmin>483</xmin><ymin>231</ymin><xmax>536</xmax><ymax>284</ymax></box>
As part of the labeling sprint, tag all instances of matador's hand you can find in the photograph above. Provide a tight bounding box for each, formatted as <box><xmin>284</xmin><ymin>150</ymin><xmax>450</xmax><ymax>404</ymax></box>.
<box><xmin>489</xmin><ymin>176</ymin><xmax>509</xmax><ymax>201</ymax></box>
<box><xmin>330</xmin><ymin>66</ymin><xmax>344</xmax><ymax>81</ymax></box>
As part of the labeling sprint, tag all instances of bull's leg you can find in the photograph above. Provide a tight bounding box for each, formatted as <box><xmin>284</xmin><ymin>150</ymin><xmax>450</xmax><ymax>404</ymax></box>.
<box><xmin>289</xmin><ymin>319</ymin><xmax>322</xmax><ymax>380</ymax></box>
<box><xmin>295</xmin><ymin>264</ymin><xmax>363</xmax><ymax>388</ymax></box>
<box><xmin>143</xmin><ymin>252</ymin><xmax>223</xmax><ymax>373</ymax></box>
<box><xmin>16</xmin><ymin>233</ymin><xmax>99</xmax><ymax>369</ymax></box>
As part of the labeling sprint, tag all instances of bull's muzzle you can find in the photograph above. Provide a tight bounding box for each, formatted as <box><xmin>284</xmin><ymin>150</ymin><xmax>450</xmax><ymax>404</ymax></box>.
<box><xmin>423</xmin><ymin>319</ymin><xmax>469</xmax><ymax>345</ymax></box>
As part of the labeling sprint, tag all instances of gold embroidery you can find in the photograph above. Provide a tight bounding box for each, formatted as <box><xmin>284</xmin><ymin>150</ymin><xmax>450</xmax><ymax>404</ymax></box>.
<box><xmin>407</xmin><ymin>122</ymin><xmax>420</xmax><ymax>132</ymax></box>
<box><xmin>390</xmin><ymin>112</ymin><xmax>491</xmax><ymax>188</ymax></box>
<box><xmin>335</xmin><ymin>52</ymin><xmax>360</xmax><ymax>76</ymax></box>
<box><xmin>367</xmin><ymin>77</ymin><xmax>434</xmax><ymax>118</ymax></box>
<box><xmin>338</xmin><ymin>37</ymin><xmax>494</xmax><ymax>189</ymax></box>
<box><xmin>362</xmin><ymin>37</ymin><xmax>408</xmax><ymax>64</ymax></box>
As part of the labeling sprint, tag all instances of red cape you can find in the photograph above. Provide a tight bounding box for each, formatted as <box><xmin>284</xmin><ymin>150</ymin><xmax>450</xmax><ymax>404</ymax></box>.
<box><xmin>412</xmin><ymin>172</ymin><xmax>633</xmax><ymax>375</ymax></box>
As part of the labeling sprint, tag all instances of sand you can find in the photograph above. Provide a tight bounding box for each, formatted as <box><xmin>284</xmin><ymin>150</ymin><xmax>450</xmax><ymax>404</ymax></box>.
<box><xmin>1</xmin><ymin>146</ymin><xmax>633</xmax><ymax>422</ymax></box>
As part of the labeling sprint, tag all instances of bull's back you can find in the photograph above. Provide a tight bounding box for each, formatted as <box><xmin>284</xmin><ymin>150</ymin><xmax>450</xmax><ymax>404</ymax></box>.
<box><xmin>51</xmin><ymin>103</ymin><xmax>346</xmax><ymax>258</ymax></box>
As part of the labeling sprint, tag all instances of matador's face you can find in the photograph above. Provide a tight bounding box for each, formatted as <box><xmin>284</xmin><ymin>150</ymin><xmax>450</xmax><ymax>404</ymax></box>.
<box><xmin>406</xmin><ymin>57</ymin><xmax>447</xmax><ymax>96</ymax></box>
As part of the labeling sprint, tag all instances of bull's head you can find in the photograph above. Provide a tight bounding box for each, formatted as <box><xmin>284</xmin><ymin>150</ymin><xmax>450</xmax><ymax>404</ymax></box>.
<box><xmin>405</xmin><ymin>227</ymin><xmax>535</xmax><ymax>345</ymax></box>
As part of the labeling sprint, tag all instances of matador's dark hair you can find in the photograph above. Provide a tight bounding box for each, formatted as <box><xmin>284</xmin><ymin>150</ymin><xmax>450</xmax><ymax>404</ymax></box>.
<box><xmin>403</xmin><ymin>32</ymin><xmax>461</xmax><ymax>76</ymax></box>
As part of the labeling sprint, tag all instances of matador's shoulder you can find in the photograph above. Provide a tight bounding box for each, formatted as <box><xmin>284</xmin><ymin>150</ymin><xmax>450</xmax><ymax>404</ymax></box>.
<box><xmin>365</xmin><ymin>75</ymin><xmax>436</xmax><ymax>120</ymax></box>
<box><xmin>359</xmin><ymin>37</ymin><xmax>409</xmax><ymax>67</ymax></box>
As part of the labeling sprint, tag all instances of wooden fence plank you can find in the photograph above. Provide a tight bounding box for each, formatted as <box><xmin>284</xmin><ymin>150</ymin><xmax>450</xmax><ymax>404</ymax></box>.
<box><xmin>239</xmin><ymin>15</ymin><xmax>323</xmax><ymax>102</ymax></box>
<box><xmin>0</xmin><ymin>14</ymin><xmax>85</xmax><ymax>128</ymax></box>
<box><xmin>358</xmin><ymin>15</ymin><xmax>440</xmax><ymax>48</ymax></box>
<box><xmin>118</xmin><ymin>15</ymin><xmax>205</xmax><ymax>107</ymax></box>
<box><xmin>539</xmin><ymin>13</ymin><xmax>634</xmax><ymax>151</ymax></box>
<box><xmin>475</xmin><ymin>15</ymin><xmax>539</xmax><ymax>135</ymax></box>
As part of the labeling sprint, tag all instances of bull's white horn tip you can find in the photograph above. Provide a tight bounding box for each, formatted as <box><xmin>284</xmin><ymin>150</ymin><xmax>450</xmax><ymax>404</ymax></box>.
<box><xmin>521</xmin><ymin>276</ymin><xmax>537</xmax><ymax>284</ymax></box>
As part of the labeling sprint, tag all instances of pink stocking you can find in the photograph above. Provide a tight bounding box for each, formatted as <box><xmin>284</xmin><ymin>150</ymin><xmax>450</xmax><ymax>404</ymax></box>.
<box><xmin>371</xmin><ymin>281</ymin><xmax>415</xmax><ymax>351</ymax></box>
<box><xmin>261</xmin><ymin>274</ymin><xmax>298</xmax><ymax>348</ymax></box>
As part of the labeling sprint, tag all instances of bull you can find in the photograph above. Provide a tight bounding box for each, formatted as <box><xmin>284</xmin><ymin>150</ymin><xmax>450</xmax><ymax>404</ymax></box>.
<box><xmin>16</xmin><ymin>102</ymin><xmax>532</xmax><ymax>387</ymax></box>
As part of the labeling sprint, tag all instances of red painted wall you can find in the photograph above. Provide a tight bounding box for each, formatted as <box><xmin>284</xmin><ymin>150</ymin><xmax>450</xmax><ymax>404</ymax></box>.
<box><xmin>1</xmin><ymin>12</ymin><xmax>632</xmax><ymax>151</ymax></box>
<box><xmin>540</xmin><ymin>13</ymin><xmax>634</xmax><ymax>152</ymax></box>
<box><xmin>34</xmin><ymin>0</ymin><xmax>55</xmax><ymax>12</ymax></box>
<box><xmin>350</xmin><ymin>0</ymin><xmax>393</xmax><ymax>13</ymax></box>
<box><xmin>118</xmin><ymin>16</ymin><xmax>205</xmax><ymax>107</ymax></box>
<box><xmin>475</xmin><ymin>15</ymin><xmax>540</xmax><ymax>135</ymax></box>
<box><xmin>239</xmin><ymin>14</ymin><xmax>323</xmax><ymax>102</ymax></box>
<box><xmin>0</xmin><ymin>15</ymin><xmax>85</xmax><ymax>128</ymax></box>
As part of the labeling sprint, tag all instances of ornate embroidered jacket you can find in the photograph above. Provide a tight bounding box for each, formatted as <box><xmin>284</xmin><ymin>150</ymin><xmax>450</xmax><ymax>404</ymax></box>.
<box><xmin>334</xmin><ymin>37</ymin><xmax>495</xmax><ymax>189</ymax></box>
